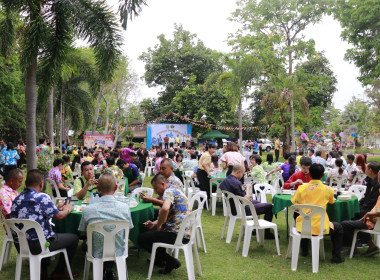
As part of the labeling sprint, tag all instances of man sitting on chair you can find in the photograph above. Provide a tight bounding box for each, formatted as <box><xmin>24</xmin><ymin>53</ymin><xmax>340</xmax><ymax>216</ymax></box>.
<box><xmin>138</xmin><ymin>174</ymin><xmax>190</xmax><ymax>274</ymax></box>
<box><xmin>11</xmin><ymin>169</ymin><xmax>79</xmax><ymax>279</ymax></box>
<box><xmin>73</xmin><ymin>161</ymin><xmax>98</xmax><ymax>200</ymax></box>
<box><xmin>220</xmin><ymin>164</ymin><xmax>275</xmax><ymax>239</ymax></box>
<box><xmin>283</xmin><ymin>157</ymin><xmax>312</xmax><ymax>190</ymax></box>
<box><xmin>78</xmin><ymin>173</ymin><xmax>133</xmax><ymax>280</ymax></box>
<box><xmin>0</xmin><ymin>168</ymin><xmax>23</xmax><ymax>218</ymax></box>
<box><xmin>291</xmin><ymin>163</ymin><xmax>344</xmax><ymax>263</ymax></box>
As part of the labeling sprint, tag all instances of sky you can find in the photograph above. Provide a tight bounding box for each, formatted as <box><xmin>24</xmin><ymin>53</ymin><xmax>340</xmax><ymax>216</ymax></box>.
<box><xmin>106</xmin><ymin>0</ymin><xmax>366</xmax><ymax>111</ymax></box>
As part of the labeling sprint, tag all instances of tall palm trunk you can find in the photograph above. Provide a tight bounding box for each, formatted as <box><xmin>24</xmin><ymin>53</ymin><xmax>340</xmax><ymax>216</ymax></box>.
<box><xmin>92</xmin><ymin>85</ymin><xmax>104</xmax><ymax>134</ymax></box>
<box><xmin>25</xmin><ymin>61</ymin><xmax>38</xmax><ymax>171</ymax></box>
<box><xmin>47</xmin><ymin>89</ymin><xmax>54</xmax><ymax>142</ymax></box>
<box><xmin>290</xmin><ymin>99</ymin><xmax>295</xmax><ymax>152</ymax></box>
<box><xmin>238</xmin><ymin>98</ymin><xmax>243</xmax><ymax>152</ymax></box>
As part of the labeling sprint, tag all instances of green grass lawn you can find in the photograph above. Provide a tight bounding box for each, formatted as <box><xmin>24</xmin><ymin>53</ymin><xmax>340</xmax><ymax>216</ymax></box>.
<box><xmin>1</xmin><ymin>175</ymin><xmax>379</xmax><ymax>280</ymax></box>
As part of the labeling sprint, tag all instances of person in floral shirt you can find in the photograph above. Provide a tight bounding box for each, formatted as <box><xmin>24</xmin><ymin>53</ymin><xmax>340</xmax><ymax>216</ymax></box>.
<box><xmin>0</xmin><ymin>169</ymin><xmax>23</xmax><ymax>218</ymax></box>
<box><xmin>61</xmin><ymin>155</ymin><xmax>73</xmax><ymax>181</ymax></box>
<box><xmin>101</xmin><ymin>156</ymin><xmax>124</xmax><ymax>179</ymax></box>
<box><xmin>139</xmin><ymin>174</ymin><xmax>190</xmax><ymax>274</ymax></box>
<box><xmin>1</xmin><ymin>142</ymin><xmax>19</xmax><ymax>180</ymax></box>
<box><xmin>36</xmin><ymin>138</ymin><xmax>54</xmax><ymax>173</ymax></box>
<box><xmin>48</xmin><ymin>158</ymin><xmax>69</xmax><ymax>197</ymax></box>
<box><xmin>159</xmin><ymin>158</ymin><xmax>184</xmax><ymax>192</ymax></box>
<box><xmin>250</xmin><ymin>155</ymin><xmax>267</xmax><ymax>184</ymax></box>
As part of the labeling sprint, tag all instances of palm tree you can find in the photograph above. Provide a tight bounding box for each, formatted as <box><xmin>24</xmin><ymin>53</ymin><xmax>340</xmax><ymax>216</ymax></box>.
<box><xmin>210</xmin><ymin>55</ymin><xmax>262</xmax><ymax>151</ymax></box>
<box><xmin>262</xmin><ymin>73</ymin><xmax>309</xmax><ymax>154</ymax></box>
<box><xmin>0</xmin><ymin>0</ymin><xmax>144</xmax><ymax>170</ymax></box>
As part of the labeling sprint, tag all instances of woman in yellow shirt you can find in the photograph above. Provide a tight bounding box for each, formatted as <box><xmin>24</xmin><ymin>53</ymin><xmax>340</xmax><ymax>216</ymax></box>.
<box><xmin>291</xmin><ymin>163</ymin><xmax>345</xmax><ymax>264</ymax></box>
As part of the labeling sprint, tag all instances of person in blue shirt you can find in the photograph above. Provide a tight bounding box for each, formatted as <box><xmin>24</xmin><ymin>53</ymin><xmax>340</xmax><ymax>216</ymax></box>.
<box><xmin>78</xmin><ymin>173</ymin><xmax>133</xmax><ymax>280</ymax></box>
<box><xmin>1</xmin><ymin>142</ymin><xmax>19</xmax><ymax>180</ymax></box>
<box><xmin>0</xmin><ymin>138</ymin><xmax>7</xmax><ymax>177</ymax></box>
<box><xmin>11</xmin><ymin>169</ymin><xmax>79</xmax><ymax>280</ymax></box>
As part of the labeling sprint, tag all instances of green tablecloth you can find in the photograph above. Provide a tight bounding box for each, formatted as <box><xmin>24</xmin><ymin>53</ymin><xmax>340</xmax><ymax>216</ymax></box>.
<box><xmin>54</xmin><ymin>200</ymin><xmax>154</xmax><ymax>247</ymax></box>
<box><xmin>272</xmin><ymin>194</ymin><xmax>360</xmax><ymax>222</ymax></box>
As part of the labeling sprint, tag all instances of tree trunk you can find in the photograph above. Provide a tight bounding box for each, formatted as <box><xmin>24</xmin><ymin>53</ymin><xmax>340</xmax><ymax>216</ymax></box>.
<box><xmin>25</xmin><ymin>61</ymin><xmax>38</xmax><ymax>171</ymax></box>
<box><xmin>290</xmin><ymin>99</ymin><xmax>295</xmax><ymax>152</ymax></box>
<box><xmin>282</xmin><ymin>124</ymin><xmax>291</xmax><ymax>156</ymax></box>
<box><xmin>47</xmin><ymin>89</ymin><xmax>54</xmax><ymax>143</ymax></box>
<box><xmin>92</xmin><ymin>85</ymin><xmax>104</xmax><ymax>134</ymax></box>
<box><xmin>103</xmin><ymin>89</ymin><xmax>115</xmax><ymax>135</ymax></box>
<box><xmin>113</xmin><ymin>109</ymin><xmax>121</xmax><ymax>147</ymax></box>
<box><xmin>238</xmin><ymin>98</ymin><xmax>243</xmax><ymax>152</ymax></box>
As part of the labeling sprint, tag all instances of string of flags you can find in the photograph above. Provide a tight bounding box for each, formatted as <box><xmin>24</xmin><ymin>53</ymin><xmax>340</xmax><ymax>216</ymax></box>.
<box><xmin>97</xmin><ymin>112</ymin><xmax>275</xmax><ymax>132</ymax></box>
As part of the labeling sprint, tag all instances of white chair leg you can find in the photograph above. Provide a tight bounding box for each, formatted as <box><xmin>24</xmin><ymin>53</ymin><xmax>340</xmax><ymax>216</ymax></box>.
<box><xmin>29</xmin><ymin>256</ymin><xmax>40</xmax><ymax>280</ymax></box>
<box><xmin>192</xmin><ymin>242</ymin><xmax>202</xmax><ymax>276</ymax></box>
<box><xmin>5</xmin><ymin>241</ymin><xmax>11</xmax><ymax>265</ymax></box>
<box><xmin>376</xmin><ymin>234</ymin><xmax>380</xmax><ymax>247</ymax></box>
<box><xmin>115</xmin><ymin>257</ymin><xmax>127</xmax><ymax>280</ymax></box>
<box><xmin>350</xmin><ymin>230</ymin><xmax>359</xmax><ymax>259</ymax></box>
<box><xmin>0</xmin><ymin>239</ymin><xmax>9</xmax><ymax>270</ymax></box>
<box><xmin>92</xmin><ymin>259</ymin><xmax>104</xmax><ymax>280</ymax></box>
<box><xmin>220</xmin><ymin>216</ymin><xmax>228</xmax><ymax>240</ymax></box>
<box><xmin>147</xmin><ymin>245</ymin><xmax>158</xmax><ymax>280</ymax></box>
<box><xmin>236</xmin><ymin>223</ymin><xmax>245</xmax><ymax>252</ymax></box>
<box><xmin>222</xmin><ymin>196</ymin><xmax>227</xmax><ymax>216</ymax></box>
<box><xmin>291</xmin><ymin>236</ymin><xmax>301</xmax><ymax>271</ymax></box>
<box><xmin>311</xmin><ymin>238</ymin><xmax>320</xmax><ymax>273</ymax></box>
<box><xmin>226</xmin><ymin>217</ymin><xmax>237</xmax><ymax>243</ymax></box>
<box><xmin>198</xmin><ymin>226</ymin><xmax>207</xmax><ymax>253</ymax></box>
<box><xmin>83</xmin><ymin>259</ymin><xmax>90</xmax><ymax>280</ymax></box>
<box><xmin>242</xmin><ymin>226</ymin><xmax>252</xmax><ymax>257</ymax></box>
<box><xmin>274</xmin><ymin>227</ymin><xmax>280</xmax><ymax>255</ymax></box>
<box><xmin>62</xmin><ymin>251</ymin><xmax>74</xmax><ymax>280</ymax></box>
<box><xmin>286</xmin><ymin>236</ymin><xmax>293</xmax><ymax>259</ymax></box>
<box><xmin>212</xmin><ymin>196</ymin><xmax>216</xmax><ymax>216</ymax></box>
<box><xmin>15</xmin><ymin>255</ymin><xmax>22</xmax><ymax>280</ymax></box>
<box><xmin>183</xmin><ymin>246</ymin><xmax>195</xmax><ymax>280</ymax></box>
<box><xmin>258</xmin><ymin>229</ymin><xmax>265</xmax><ymax>246</ymax></box>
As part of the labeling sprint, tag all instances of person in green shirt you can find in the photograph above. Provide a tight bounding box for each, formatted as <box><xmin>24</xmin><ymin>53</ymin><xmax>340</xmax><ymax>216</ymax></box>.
<box><xmin>73</xmin><ymin>162</ymin><xmax>98</xmax><ymax>200</ymax></box>
<box><xmin>117</xmin><ymin>159</ymin><xmax>140</xmax><ymax>192</ymax></box>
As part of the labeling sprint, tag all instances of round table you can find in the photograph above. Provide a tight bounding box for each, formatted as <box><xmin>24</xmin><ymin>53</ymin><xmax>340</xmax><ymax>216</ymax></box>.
<box><xmin>272</xmin><ymin>194</ymin><xmax>360</xmax><ymax>222</ymax></box>
<box><xmin>54</xmin><ymin>200</ymin><xmax>154</xmax><ymax>247</ymax></box>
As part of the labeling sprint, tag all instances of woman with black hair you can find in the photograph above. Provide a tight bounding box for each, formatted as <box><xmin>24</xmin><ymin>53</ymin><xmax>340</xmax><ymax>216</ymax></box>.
<box><xmin>1</xmin><ymin>142</ymin><xmax>19</xmax><ymax>180</ymax></box>
<box><xmin>196</xmin><ymin>144</ymin><xmax>217</xmax><ymax>197</ymax></box>
<box><xmin>266</xmin><ymin>155</ymin><xmax>299</xmax><ymax>182</ymax></box>
<box><xmin>71</xmin><ymin>154</ymin><xmax>81</xmax><ymax>171</ymax></box>
<box><xmin>48</xmin><ymin>158</ymin><xmax>69</xmax><ymax>197</ymax></box>
<box><xmin>327</xmin><ymin>158</ymin><xmax>348</xmax><ymax>182</ymax></box>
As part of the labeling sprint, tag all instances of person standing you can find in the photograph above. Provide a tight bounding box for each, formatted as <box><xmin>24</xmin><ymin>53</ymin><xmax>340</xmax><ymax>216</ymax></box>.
<box><xmin>164</xmin><ymin>135</ymin><xmax>169</xmax><ymax>150</ymax></box>
<box><xmin>0</xmin><ymin>139</ymin><xmax>7</xmax><ymax>177</ymax></box>
<box><xmin>274</xmin><ymin>136</ymin><xmax>280</xmax><ymax>162</ymax></box>
<box><xmin>158</xmin><ymin>135</ymin><xmax>163</xmax><ymax>149</ymax></box>
<box><xmin>196</xmin><ymin>144</ymin><xmax>216</xmax><ymax>197</ymax></box>
<box><xmin>137</xmin><ymin>143</ymin><xmax>148</xmax><ymax>171</ymax></box>
<box><xmin>1</xmin><ymin>142</ymin><xmax>19</xmax><ymax>180</ymax></box>
<box><xmin>116</xmin><ymin>142</ymin><xmax>135</xmax><ymax>163</ymax></box>
<box><xmin>16</xmin><ymin>140</ymin><xmax>26</xmax><ymax>169</ymax></box>
<box><xmin>169</xmin><ymin>135</ymin><xmax>175</xmax><ymax>148</ymax></box>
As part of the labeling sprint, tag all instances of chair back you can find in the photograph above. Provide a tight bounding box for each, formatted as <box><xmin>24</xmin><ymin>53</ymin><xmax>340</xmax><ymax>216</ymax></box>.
<box><xmin>329</xmin><ymin>175</ymin><xmax>348</xmax><ymax>190</ymax></box>
<box><xmin>221</xmin><ymin>190</ymin><xmax>242</xmax><ymax>218</ymax></box>
<box><xmin>140</xmin><ymin>172</ymin><xmax>146</xmax><ymax>184</ymax></box>
<box><xmin>0</xmin><ymin>212</ymin><xmax>11</xmax><ymax>237</ymax></box>
<box><xmin>253</xmin><ymin>183</ymin><xmax>274</xmax><ymax>203</ymax></box>
<box><xmin>174</xmin><ymin>210</ymin><xmax>200</xmax><ymax>246</ymax></box>
<box><xmin>65</xmin><ymin>179</ymin><xmax>75</xmax><ymax>189</ymax></box>
<box><xmin>289</xmin><ymin>204</ymin><xmax>325</xmax><ymax>238</ymax></box>
<box><xmin>209</xmin><ymin>178</ymin><xmax>223</xmax><ymax>196</ymax></box>
<box><xmin>5</xmin><ymin>219</ymin><xmax>50</xmax><ymax>255</ymax></box>
<box><xmin>74</xmin><ymin>163</ymin><xmax>81</xmax><ymax>176</ymax></box>
<box><xmin>67</xmin><ymin>188</ymin><xmax>74</xmax><ymax>198</ymax></box>
<box><xmin>348</xmin><ymin>185</ymin><xmax>367</xmax><ymax>201</ymax></box>
<box><xmin>237</xmin><ymin>196</ymin><xmax>260</xmax><ymax>226</ymax></box>
<box><xmin>351</xmin><ymin>173</ymin><xmax>367</xmax><ymax>185</ymax></box>
<box><xmin>87</xmin><ymin>220</ymin><xmax>130</xmax><ymax>259</ymax></box>
<box><xmin>46</xmin><ymin>178</ymin><xmax>62</xmax><ymax>199</ymax></box>
<box><xmin>116</xmin><ymin>179</ymin><xmax>126</xmax><ymax>194</ymax></box>
<box><xmin>189</xmin><ymin>192</ymin><xmax>207</xmax><ymax>211</ymax></box>
<box><xmin>183</xmin><ymin>169</ymin><xmax>194</xmax><ymax>178</ymax></box>
<box><xmin>183</xmin><ymin>175</ymin><xmax>197</xmax><ymax>196</ymax></box>
<box><xmin>272</xmin><ymin>171</ymin><xmax>284</xmax><ymax>193</ymax></box>
<box><xmin>131</xmin><ymin>187</ymin><xmax>154</xmax><ymax>198</ymax></box>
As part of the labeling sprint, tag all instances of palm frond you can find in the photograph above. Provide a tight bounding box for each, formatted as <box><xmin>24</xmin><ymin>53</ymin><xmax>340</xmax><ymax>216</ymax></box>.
<box><xmin>118</xmin><ymin>0</ymin><xmax>148</xmax><ymax>30</ymax></box>
<box><xmin>0</xmin><ymin>8</ymin><xmax>16</xmax><ymax>59</ymax></box>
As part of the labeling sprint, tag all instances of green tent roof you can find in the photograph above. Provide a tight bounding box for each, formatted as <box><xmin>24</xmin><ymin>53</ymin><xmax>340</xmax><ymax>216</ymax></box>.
<box><xmin>198</xmin><ymin>130</ymin><xmax>229</xmax><ymax>139</ymax></box>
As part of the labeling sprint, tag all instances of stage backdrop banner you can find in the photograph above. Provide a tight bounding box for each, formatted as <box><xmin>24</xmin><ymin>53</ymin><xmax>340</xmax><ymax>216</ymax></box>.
<box><xmin>83</xmin><ymin>134</ymin><xmax>114</xmax><ymax>149</ymax></box>
<box><xmin>147</xmin><ymin>123</ymin><xmax>192</xmax><ymax>149</ymax></box>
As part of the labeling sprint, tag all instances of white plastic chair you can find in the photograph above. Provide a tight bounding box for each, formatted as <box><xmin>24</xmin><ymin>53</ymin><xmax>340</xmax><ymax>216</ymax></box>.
<box><xmin>329</xmin><ymin>175</ymin><xmax>348</xmax><ymax>191</ymax></box>
<box><xmin>272</xmin><ymin>171</ymin><xmax>284</xmax><ymax>194</ymax></box>
<box><xmin>67</xmin><ymin>188</ymin><xmax>74</xmax><ymax>198</ymax></box>
<box><xmin>253</xmin><ymin>183</ymin><xmax>275</xmax><ymax>203</ymax></box>
<box><xmin>5</xmin><ymin>219</ymin><xmax>74</xmax><ymax>280</ymax></box>
<box><xmin>72</xmin><ymin>163</ymin><xmax>81</xmax><ymax>178</ymax></box>
<box><xmin>64</xmin><ymin>179</ymin><xmax>75</xmax><ymax>190</ymax></box>
<box><xmin>236</xmin><ymin>196</ymin><xmax>280</xmax><ymax>257</ymax></box>
<box><xmin>221</xmin><ymin>190</ymin><xmax>247</xmax><ymax>244</ymax></box>
<box><xmin>210</xmin><ymin>178</ymin><xmax>226</xmax><ymax>216</ymax></box>
<box><xmin>349</xmin><ymin>219</ymin><xmax>380</xmax><ymax>258</ymax></box>
<box><xmin>140</xmin><ymin>172</ymin><xmax>146</xmax><ymax>184</ymax></box>
<box><xmin>0</xmin><ymin>213</ymin><xmax>13</xmax><ymax>271</ymax></box>
<box><xmin>351</xmin><ymin>172</ymin><xmax>367</xmax><ymax>185</ymax></box>
<box><xmin>144</xmin><ymin>165</ymin><xmax>154</xmax><ymax>177</ymax></box>
<box><xmin>189</xmin><ymin>192</ymin><xmax>208</xmax><ymax>253</ymax></box>
<box><xmin>348</xmin><ymin>185</ymin><xmax>367</xmax><ymax>201</ymax></box>
<box><xmin>147</xmin><ymin>210</ymin><xmax>202</xmax><ymax>280</ymax></box>
<box><xmin>46</xmin><ymin>178</ymin><xmax>64</xmax><ymax>205</ymax></box>
<box><xmin>131</xmin><ymin>187</ymin><xmax>154</xmax><ymax>198</ymax></box>
<box><xmin>183</xmin><ymin>175</ymin><xmax>209</xmax><ymax>210</ymax></box>
<box><xmin>183</xmin><ymin>168</ymin><xmax>194</xmax><ymax>178</ymax></box>
<box><xmin>286</xmin><ymin>204</ymin><xmax>326</xmax><ymax>273</ymax></box>
<box><xmin>84</xmin><ymin>220</ymin><xmax>130</xmax><ymax>280</ymax></box>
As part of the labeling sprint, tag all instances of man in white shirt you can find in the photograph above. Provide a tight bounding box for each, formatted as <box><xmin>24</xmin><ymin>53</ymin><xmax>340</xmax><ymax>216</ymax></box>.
<box><xmin>338</xmin><ymin>151</ymin><xmax>347</xmax><ymax>169</ymax></box>
<box><xmin>169</xmin><ymin>135</ymin><xmax>175</xmax><ymax>148</ymax></box>
<box><xmin>346</xmin><ymin>154</ymin><xmax>356</xmax><ymax>175</ymax></box>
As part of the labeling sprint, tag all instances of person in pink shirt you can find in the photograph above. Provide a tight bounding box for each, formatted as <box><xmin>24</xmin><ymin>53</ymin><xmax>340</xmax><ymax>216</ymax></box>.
<box><xmin>116</xmin><ymin>142</ymin><xmax>135</xmax><ymax>163</ymax></box>
<box><xmin>0</xmin><ymin>168</ymin><xmax>24</xmax><ymax>218</ymax></box>
<box><xmin>154</xmin><ymin>151</ymin><xmax>167</xmax><ymax>175</ymax></box>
